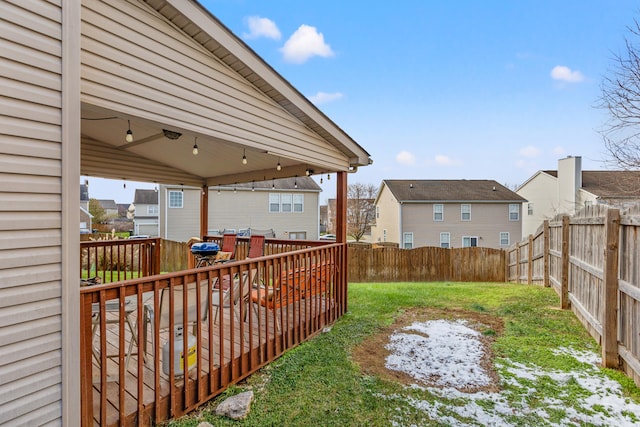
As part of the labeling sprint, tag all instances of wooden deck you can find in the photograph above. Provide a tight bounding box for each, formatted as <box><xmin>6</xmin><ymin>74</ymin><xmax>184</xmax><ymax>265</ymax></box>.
<box><xmin>89</xmin><ymin>295</ymin><xmax>333</xmax><ymax>426</ymax></box>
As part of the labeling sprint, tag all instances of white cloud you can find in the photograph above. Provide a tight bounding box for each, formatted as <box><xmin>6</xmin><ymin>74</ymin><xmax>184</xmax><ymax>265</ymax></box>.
<box><xmin>280</xmin><ymin>25</ymin><xmax>334</xmax><ymax>64</ymax></box>
<box><xmin>308</xmin><ymin>91</ymin><xmax>343</xmax><ymax>105</ymax></box>
<box><xmin>396</xmin><ymin>151</ymin><xmax>416</xmax><ymax>166</ymax></box>
<box><xmin>519</xmin><ymin>145</ymin><xmax>540</xmax><ymax>158</ymax></box>
<box><xmin>434</xmin><ymin>155</ymin><xmax>455</xmax><ymax>166</ymax></box>
<box><xmin>550</xmin><ymin>65</ymin><xmax>585</xmax><ymax>83</ymax></box>
<box><xmin>552</xmin><ymin>146</ymin><xmax>566</xmax><ymax>156</ymax></box>
<box><xmin>243</xmin><ymin>16</ymin><xmax>281</xmax><ymax>40</ymax></box>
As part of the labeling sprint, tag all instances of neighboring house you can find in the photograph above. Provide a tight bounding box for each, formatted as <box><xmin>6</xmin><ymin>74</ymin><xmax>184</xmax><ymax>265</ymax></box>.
<box><xmin>132</xmin><ymin>189</ymin><xmax>159</xmax><ymax>237</ymax></box>
<box><xmin>319</xmin><ymin>204</ymin><xmax>328</xmax><ymax>234</ymax></box>
<box><xmin>517</xmin><ymin>156</ymin><xmax>640</xmax><ymax>236</ymax></box>
<box><xmin>371</xmin><ymin>180</ymin><xmax>526</xmax><ymax>249</ymax></box>
<box><xmin>97</xmin><ymin>199</ymin><xmax>118</xmax><ymax>220</ymax></box>
<box><xmin>159</xmin><ymin>177</ymin><xmax>321</xmax><ymax>242</ymax></box>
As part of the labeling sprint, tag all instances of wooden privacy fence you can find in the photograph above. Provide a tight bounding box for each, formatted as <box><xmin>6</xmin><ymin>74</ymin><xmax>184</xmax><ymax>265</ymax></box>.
<box><xmin>348</xmin><ymin>245</ymin><xmax>506</xmax><ymax>283</ymax></box>
<box><xmin>507</xmin><ymin>204</ymin><xmax>640</xmax><ymax>386</ymax></box>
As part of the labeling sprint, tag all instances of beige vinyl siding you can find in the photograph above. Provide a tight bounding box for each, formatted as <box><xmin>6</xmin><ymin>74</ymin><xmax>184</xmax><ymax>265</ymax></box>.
<box><xmin>371</xmin><ymin>185</ymin><xmax>400</xmax><ymax>243</ymax></box>
<box><xmin>80</xmin><ymin>0</ymin><xmax>348</xmax><ymax>179</ymax></box>
<box><xmin>0</xmin><ymin>1</ymin><xmax>66</xmax><ymax>424</ymax></box>
<box><xmin>401</xmin><ymin>203</ymin><xmax>522</xmax><ymax>249</ymax></box>
<box><xmin>160</xmin><ymin>187</ymin><xmax>319</xmax><ymax>242</ymax></box>
<box><xmin>518</xmin><ymin>172</ymin><xmax>559</xmax><ymax>237</ymax></box>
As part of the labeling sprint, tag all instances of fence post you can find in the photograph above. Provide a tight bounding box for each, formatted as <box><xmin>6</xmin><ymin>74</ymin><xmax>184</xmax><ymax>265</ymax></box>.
<box><xmin>561</xmin><ymin>215</ymin><xmax>570</xmax><ymax>309</ymax></box>
<box><xmin>543</xmin><ymin>220</ymin><xmax>550</xmax><ymax>287</ymax></box>
<box><xmin>603</xmin><ymin>208</ymin><xmax>620</xmax><ymax>368</ymax></box>
<box><xmin>527</xmin><ymin>234</ymin><xmax>533</xmax><ymax>284</ymax></box>
<box><xmin>516</xmin><ymin>243</ymin><xmax>521</xmax><ymax>284</ymax></box>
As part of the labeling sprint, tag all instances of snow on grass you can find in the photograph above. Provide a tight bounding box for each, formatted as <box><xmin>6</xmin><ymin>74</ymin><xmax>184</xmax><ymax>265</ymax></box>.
<box><xmin>385</xmin><ymin>319</ymin><xmax>491</xmax><ymax>389</ymax></box>
<box><xmin>382</xmin><ymin>319</ymin><xmax>640</xmax><ymax>426</ymax></box>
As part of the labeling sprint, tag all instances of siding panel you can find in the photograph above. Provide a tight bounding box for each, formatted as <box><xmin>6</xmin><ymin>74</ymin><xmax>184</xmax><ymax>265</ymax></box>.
<box><xmin>0</xmin><ymin>1</ymin><xmax>63</xmax><ymax>424</ymax></box>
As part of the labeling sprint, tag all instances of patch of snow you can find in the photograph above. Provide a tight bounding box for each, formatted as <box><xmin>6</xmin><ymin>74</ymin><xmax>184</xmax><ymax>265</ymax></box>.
<box><xmin>385</xmin><ymin>319</ymin><xmax>491</xmax><ymax>388</ymax></box>
<box><xmin>381</xmin><ymin>319</ymin><xmax>640</xmax><ymax>426</ymax></box>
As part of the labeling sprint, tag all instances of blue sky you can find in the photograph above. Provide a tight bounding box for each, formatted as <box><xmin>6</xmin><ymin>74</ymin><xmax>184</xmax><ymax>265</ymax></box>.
<box><xmin>86</xmin><ymin>0</ymin><xmax>639</xmax><ymax>204</ymax></box>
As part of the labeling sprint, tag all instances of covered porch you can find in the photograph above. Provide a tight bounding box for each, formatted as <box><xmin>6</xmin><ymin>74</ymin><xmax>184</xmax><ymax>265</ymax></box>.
<box><xmin>76</xmin><ymin>1</ymin><xmax>370</xmax><ymax>425</ymax></box>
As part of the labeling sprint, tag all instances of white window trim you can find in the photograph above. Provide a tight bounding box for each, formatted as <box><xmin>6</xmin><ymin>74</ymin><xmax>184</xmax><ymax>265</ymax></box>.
<box><xmin>440</xmin><ymin>232</ymin><xmax>450</xmax><ymax>248</ymax></box>
<box><xmin>269</xmin><ymin>193</ymin><xmax>303</xmax><ymax>213</ymax></box>
<box><xmin>461</xmin><ymin>204</ymin><xmax>471</xmax><ymax>221</ymax></box>
<box><xmin>168</xmin><ymin>191</ymin><xmax>183</xmax><ymax>208</ymax></box>
<box><xmin>500</xmin><ymin>232</ymin><xmax>510</xmax><ymax>246</ymax></box>
<box><xmin>433</xmin><ymin>204</ymin><xmax>444</xmax><ymax>222</ymax></box>
<box><xmin>403</xmin><ymin>232</ymin><xmax>414</xmax><ymax>249</ymax></box>
<box><xmin>509</xmin><ymin>203</ymin><xmax>519</xmax><ymax>221</ymax></box>
<box><xmin>462</xmin><ymin>236</ymin><xmax>478</xmax><ymax>247</ymax></box>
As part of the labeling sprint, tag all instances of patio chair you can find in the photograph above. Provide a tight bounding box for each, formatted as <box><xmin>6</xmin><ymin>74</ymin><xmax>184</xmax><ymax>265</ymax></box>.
<box><xmin>247</xmin><ymin>234</ymin><xmax>265</xmax><ymax>258</ymax></box>
<box><xmin>142</xmin><ymin>279</ymin><xmax>210</xmax><ymax>369</ymax></box>
<box><xmin>213</xmin><ymin>233</ymin><xmax>237</xmax><ymax>264</ymax></box>
<box><xmin>82</xmin><ymin>277</ymin><xmax>138</xmax><ymax>372</ymax></box>
<box><xmin>211</xmin><ymin>268</ymin><xmax>254</xmax><ymax>323</ymax></box>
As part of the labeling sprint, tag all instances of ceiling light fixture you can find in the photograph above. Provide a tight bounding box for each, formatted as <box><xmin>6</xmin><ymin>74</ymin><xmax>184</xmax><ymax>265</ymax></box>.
<box><xmin>242</xmin><ymin>149</ymin><xmax>247</xmax><ymax>165</ymax></box>
<box><xmin>252</xmin><ymin>180</ymin><xmax>255</xmax><ymax>191</ymax></box>
<box><xmin>125</xmin><ymin>120</ymin><xmax>133</xmax><ymax>143</ymax></box>
<box><xmin>163</xmin><ymin>129</ymin><xmax>182</xmax><ymax>140</ymax></box>
<box><xmin>294</xmin><ymin>175</ymin><xmax>298</xmax><ymax>189</ymax></box>
<box><xmin>192</xmin><ymin>137</ymin><xmax>198</xmax><ymax>155</ymax></box>
<box><xmin>320</xmin><ymin>176</ymin><xmax>323</xmax><ymax>184</ymax></box>
<box><xmin>276</xmin><ymin>159</ymin><xmax>282</xmax><ymax>171</ymax></box>
<box><xmin>272</xmin><ymin>178</ymin><xmax>275</xmax><ymax>189</ymax></box>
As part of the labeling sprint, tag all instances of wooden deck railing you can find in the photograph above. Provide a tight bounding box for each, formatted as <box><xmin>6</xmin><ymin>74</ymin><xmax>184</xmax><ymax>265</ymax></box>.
<box><xmin>80</xmin><ymin>237</ymin><xmax>161</xmax><ymax>282</ymax></box>
<box><xmin>80</xmin><ymin>242</ymin><xmax>346</xmax><ymax>426</ymax></box>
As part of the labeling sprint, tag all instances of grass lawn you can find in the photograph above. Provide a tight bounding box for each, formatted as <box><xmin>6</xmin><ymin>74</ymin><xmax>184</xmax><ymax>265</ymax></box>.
<box><xmin>164</xmin><ymin>282</ymin><xmax>640</xmax><ymax>426</ymax></box>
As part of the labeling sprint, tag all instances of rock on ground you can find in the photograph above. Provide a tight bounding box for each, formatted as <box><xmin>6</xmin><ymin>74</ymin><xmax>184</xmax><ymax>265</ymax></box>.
<box><xmin>215</xmin><ymin>390</ymin><xmax>254</xmax><ymax>420</ymax></box>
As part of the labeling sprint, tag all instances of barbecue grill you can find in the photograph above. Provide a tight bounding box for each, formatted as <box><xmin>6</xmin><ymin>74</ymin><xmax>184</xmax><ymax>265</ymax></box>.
<box><xmin>190</xmin><ymin>242</ymin><xmax>220</xmax><ymax>267</ymax></box>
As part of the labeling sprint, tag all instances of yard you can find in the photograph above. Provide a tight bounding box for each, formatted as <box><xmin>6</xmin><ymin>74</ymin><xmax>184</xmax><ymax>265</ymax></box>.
<box><xmin>165</xmin><ymin>281</ymin><xmax>640</xmax><ymax>426</ymax></box>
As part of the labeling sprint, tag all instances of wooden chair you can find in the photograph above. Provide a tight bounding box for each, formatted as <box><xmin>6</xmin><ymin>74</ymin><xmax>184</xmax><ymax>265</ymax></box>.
<box><xmin>247</xmin><ymin>234</ymin><xmax>265</xmax><ymax>258</ymax></box>
<box><xmin>212</xmin><ymin>268</ymin><xmax>255</xmax><ymax>323</ymax></box>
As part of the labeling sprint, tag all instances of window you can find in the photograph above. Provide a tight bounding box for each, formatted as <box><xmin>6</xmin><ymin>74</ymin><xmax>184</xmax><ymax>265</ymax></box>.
<box><xmin>462</xmin><ymin>236</ymin><xmax>478</xmax><ymax>247</ymax></box>
<box><xmin>288</xmin><ymin>231</ymin><xmax>306</xmax><ymax>239</ymax></box>
<box><xmin>433</xmin><ymin>204</ymin><xmax>444</xmax><ymax>221</ymax></box>
<box><xmin>269</xmin><ymin>193</ymin><xmax>303</xmax><ymax>213</ymax></box>
<box><xmin>269</xmin><ymin>194</ymin><xmax>280</xmax><ymax>212</ymax></box>
<box><xmin>440</xmin><ymin>232</ymin><xmax>450</xmax><ymax>248</ymax></box>
<box><xmin>383</xmin><ymin>229</ymin><xmax>387</xmax><ymax>242</ymax></box>
<box><xmin>403</xmin><ymin>232</ymin><xmax>413</xmax><ymax>249</ymax></box>
<box><xmin>376</xmin><ymin>206</ymin><xmax>379</xmax><ymax>219</ymax></box>
<box><xmin>527</xmin><ymin>203</ymin><xmax>533</xmax><ymax>216</ymax></box>
<box><xmin>281</xmin><ymin>194</ymin><xmax>292</xmax><ymax>212</ymax></box>
<box><xmin>293</xmin><ymin>194</ymin><xmax>304</xmax><ymax>212</ymax></box>
<box><xmin>461</xmin><ymin>204</ymin><xmax>471</xmax><ymax>221</ymax></box>
<box><xmin>584</xmin><ymin>200</ymin><xmax>593</xmax><ymax>208</ymax></box>
<box><xmin>500</xmin><ymin>232</ymin><xmax>510</xmax><ymax>246</ymax></box>
<box><xmin>168</xmin><ymin>191</ymin><xmax>183</xmax><ymax>208</ymax></box>
<box><xmin>509</xmin><ymin>204</ymin><xmax>519</xmax><ymax>221</ymax></box>
<box><xmin>148</xmin><ymin>205</ymin><xmax>159</xmax><ymax>215</ymax></box>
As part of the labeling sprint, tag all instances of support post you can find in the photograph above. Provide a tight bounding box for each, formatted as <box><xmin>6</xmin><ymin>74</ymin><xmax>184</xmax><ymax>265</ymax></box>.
<box><xmin>561</xmin><ymin>215</ymin><xmax>570</xmax><ymax>309</ymax></box>
<box><xmin>200</xmin><ymin>185</ymin><xmax>208</xmax><ymax>239</ymax></box>
<box><xmin>543</xmin><ymin>220</ymin><xmax>550</xmax><ymax>287</ymax></box>
<box><xmin>516</xmin><ymin>244</ymin><xmax>521</xmax><ymax>284</ymax></box>
<box><xmin>336</xmin><ymin>171</ymin><xmax>348</xmax><ymax>314</ymax></box>
<box><xmin>603</xmin><ymin>208</ymin><xmax>620</xmax><ymax>368</ymax></box>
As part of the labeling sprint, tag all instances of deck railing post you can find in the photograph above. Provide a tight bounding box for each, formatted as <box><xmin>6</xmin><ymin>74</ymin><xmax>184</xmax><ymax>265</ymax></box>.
<box><xmin>603</xmin><ymin>208</ymin><xmax>620</xmax><ymax>368</ymax></box>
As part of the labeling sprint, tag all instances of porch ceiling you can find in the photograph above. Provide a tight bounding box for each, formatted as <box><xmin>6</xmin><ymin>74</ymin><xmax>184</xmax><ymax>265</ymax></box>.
<box><xmin>79</xmin><ymin>0</ymin><xmax>372</xmax><ymax>189</ymax></box>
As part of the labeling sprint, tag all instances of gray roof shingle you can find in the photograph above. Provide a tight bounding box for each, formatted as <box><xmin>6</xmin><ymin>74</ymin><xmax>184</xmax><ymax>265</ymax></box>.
<box><xmin>383</xmin><ymin>179</ymin><xmax>526</xmax><ymax>202</ymax></box>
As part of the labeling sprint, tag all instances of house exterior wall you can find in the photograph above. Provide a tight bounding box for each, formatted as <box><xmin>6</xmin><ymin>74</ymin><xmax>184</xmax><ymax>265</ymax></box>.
<box><xmin>1</xmin><ymin>1</ymin><xmax>81</xmax><ymax>425</ymax></box>
<box><xmin>371</xmin><ymin>185</ymin><xmax>400</xmax><ymax>243</ymax></box>
<box><xmin>133</xmin><ymin>203</ymin><xmax>159</xmax><ymax>236</ymax></box>
<box><xmin>159</xmin><ymin>186</ymin><xmax>320</xmax><ymax>242</ymax></box>
<box><xmin>518</xmin><ymin>172</ymin><xmax>560</xmax><ymax>237</ymax></box>
<box><xmin>209</xmin><ymin>189</ymin><xmax>320</xmax><ymax>240</ymax></box>
<box><xmin>401</xmin><ymin>202</ymin><xmax>522</xmax><ymax>249</ymax></box>
<box><xmin>557</xmin><ymin>156</ymin><xmax>582</xmax><ymax>214</ymax></box>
